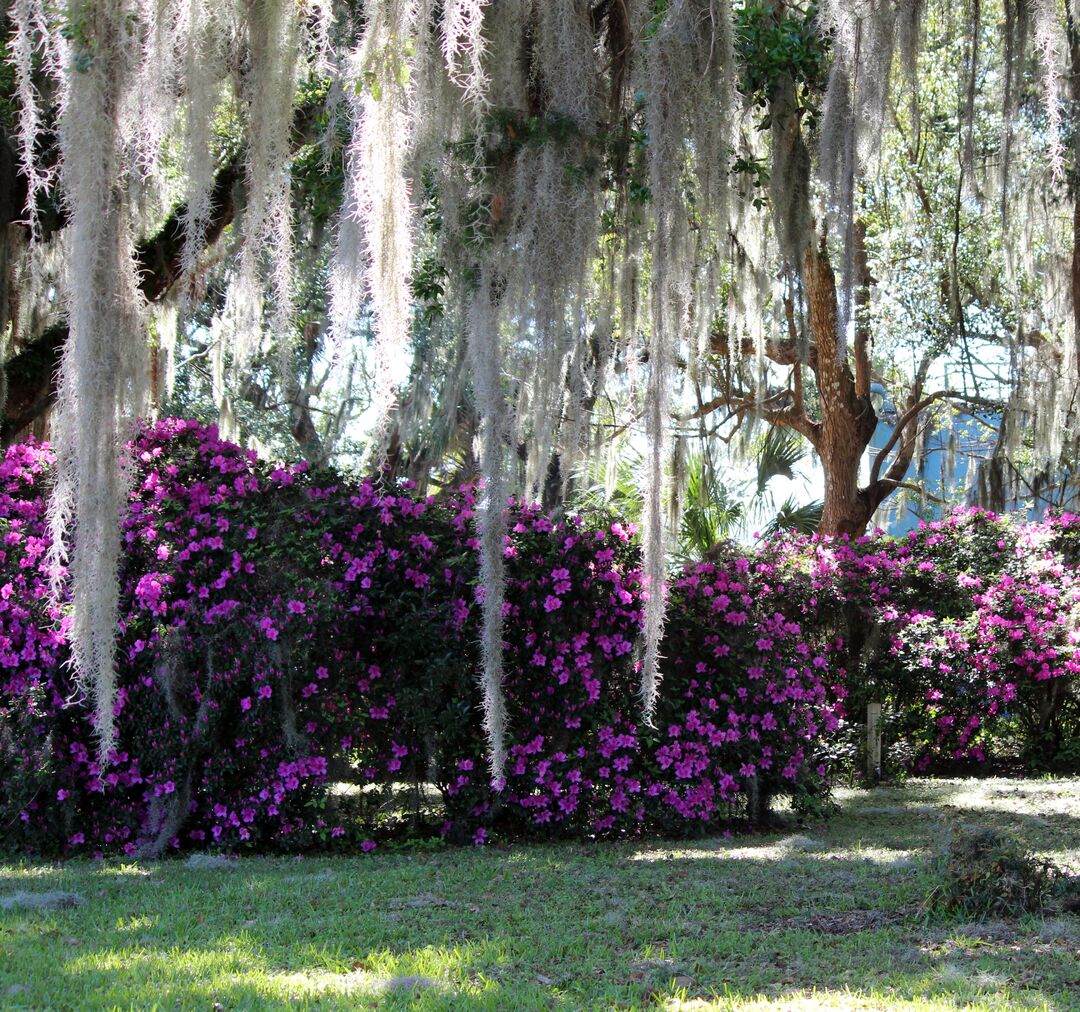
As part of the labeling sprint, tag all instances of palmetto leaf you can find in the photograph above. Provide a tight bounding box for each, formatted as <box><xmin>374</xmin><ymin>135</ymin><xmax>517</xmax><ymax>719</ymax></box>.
<box><xmin>764</xmin><ymin>497</ymin><xmax>824</xmax><ymax>536</ymax></box>
<box><xmin>756</xmin><ymin>426</ymin><xmax>806</xmax><ymax>494</ymax></box>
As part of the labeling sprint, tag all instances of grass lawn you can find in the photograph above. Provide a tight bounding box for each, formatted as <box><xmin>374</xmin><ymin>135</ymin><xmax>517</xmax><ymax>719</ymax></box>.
<box><xmin>2</xmin><ymin>778</ymin><xmax>1080</xmax><ymax>1010</ymax></box>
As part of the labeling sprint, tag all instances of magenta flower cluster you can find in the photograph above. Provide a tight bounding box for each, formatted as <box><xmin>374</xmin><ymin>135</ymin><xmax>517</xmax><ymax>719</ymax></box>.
<box><xmin>756</xmin><ymin>507</ymin><xmax>1080</xmax><ymax>768</ymax></box>
<box><xmin>0</xmin><ymin>421</ymin><xmax>849</xmax><ymax>855</ymax></box>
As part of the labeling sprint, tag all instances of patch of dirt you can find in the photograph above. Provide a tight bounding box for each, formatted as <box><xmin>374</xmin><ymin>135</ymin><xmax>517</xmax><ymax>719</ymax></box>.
<box><xmin>889</xmin><ymin>944</ymin><xmax>927</xmax><ymax>967</ymax></box>
<box><xmin>784</xmin><ymin>835</ymin><xmax>827</xmax><ymax>852</ymax></box>
<box><xmin>626</xmin><ymin>955</ymin><xmax>686</xmax><ymax>987</ymax></box>
<box><xmin>386</xmin><ymin>893</ymin><xmax>480</xmax><ymax>914</ymax></box>
<box><xmin>954</xmin><ymin>920</ymin><xmax>1019</xmax><ymax>943</ymax></box>
<box><xmin>628</xmin><ymin>956</ymin><xmax>677</xmax><ymax>975</ymax></box>
<box><xmin>1034</xmin><ymin>917</ymin><xmax>1080</xmax><ymax>943</ymax></box>
<box><xmin>282</xmin><ymin>867</ymin><xmax>336</xmax><ymax>884</ymax></box>
<box><xmin>378</xmin><ymin>974</ymin><xmax>441</xmax><ymax>994</ymax></box>
<box><xmin>185</xmin><ymin>853</ymin><xmax>237</xmax><ymax>870</ymax></box>
<box><xmin>856</xmin><ymin>804</ymin><xmax>940</xmax><ymax>818</ymax></box>
<box><xmin>776</xmin><ymin>909</ymin><xmax>905</xmax><ymax>934</ymax></box>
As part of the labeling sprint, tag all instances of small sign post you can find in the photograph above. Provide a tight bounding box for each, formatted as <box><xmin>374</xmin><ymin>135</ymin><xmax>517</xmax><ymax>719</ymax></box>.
<box><xmin>867</xmin><ymin>702</ymin><xmax>882</xmax><ymax>784</ymax></box>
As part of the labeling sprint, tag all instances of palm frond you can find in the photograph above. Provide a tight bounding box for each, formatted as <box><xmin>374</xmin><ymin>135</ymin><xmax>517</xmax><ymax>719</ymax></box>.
<box><xmin>677</xmin><ymin>448</ymin><xmax>742</xmax><ymax>559</ymax></box>
<box><xmin>763</xmin><ymin>497</ymin><xmax>824</xmax><ymax>537</ymax></box>
<box><xmin>756</xmin><ymin>426</ymin><xmax>807</xmax><ymax>494</ymax></box>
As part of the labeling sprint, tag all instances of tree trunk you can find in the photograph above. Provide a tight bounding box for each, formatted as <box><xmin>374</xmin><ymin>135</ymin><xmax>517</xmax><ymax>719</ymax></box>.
<box><xmin>820</xmin><ymin>449</ymin><xmax>875</xmax><ymax>536</ymax></box>
<box><xmin>804</xmin><ymin>241</ymin><xmax>878</xmax><ymax>537</ymax></box>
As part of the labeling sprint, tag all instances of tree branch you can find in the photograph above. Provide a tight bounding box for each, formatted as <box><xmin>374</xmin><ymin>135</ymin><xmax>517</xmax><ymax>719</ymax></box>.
<box><xmin>868</xmin><ymin>388</ymin><xmax>1003</xmax><ymax>489</ymax></box>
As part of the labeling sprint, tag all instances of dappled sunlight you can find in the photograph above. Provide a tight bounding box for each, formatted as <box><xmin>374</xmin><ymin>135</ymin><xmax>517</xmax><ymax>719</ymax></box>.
<box><xmin>112</xmin><ymin>914</ymin><xmax>158</xmax><ymax>933</ymax></box>
<box><xmin>98</xmin><ymin>862</ymin><xmax>155</xmax><ymax>879</ymax></box>
<box><xmin>0</xmin><ymin>864</ymin><xmax>65</xmax><ymax>883</ymax></box>
<box><xmin>629</xmin><ymin>833</ymin><xmax>928</xmax><ymax>867</ymax></box>
<box><xmin>57</xmin><ymin>936</ymin><xmax>519</xmax><ymax>1009</ymax></box>
<box><xmin>942</xmin><ymin>781</ymin><xmax>1080</xmax><ymax>819</ymax></box>
<box><xmin>630</xmin><ymin>841</ymin><xmax>793</xmax><ymax>863</ymax></box>
<box><xmin>5</xmin><ymin>780</ymin><xmax>1080</xmax><ymax>1009</ymax></box>
<box><xmin>793</xmin><ymin>847</ymin><xmax>926</xmax><ymax>867</ymax></box>
<box><xmin>266</xmin><ymin>942</ymin><xmax>507</xmax><ymax>1001</ymax></box>
<box><xmin>64</xmin><ymin>938</ymin><xmax>265</xmax><ymax>979</ymax></box>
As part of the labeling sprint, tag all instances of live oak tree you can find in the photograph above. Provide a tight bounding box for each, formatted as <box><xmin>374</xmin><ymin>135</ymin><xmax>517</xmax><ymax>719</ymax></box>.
<box><xmin>1</xmin><ymin>0</ymin><xmax>1076</xmax><ymax>770</ymax></box>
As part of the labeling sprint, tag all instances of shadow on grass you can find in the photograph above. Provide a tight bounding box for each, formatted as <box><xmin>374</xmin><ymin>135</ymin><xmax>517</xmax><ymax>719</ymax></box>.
<box><xmin>4</xmin><ymin>779</ymin><xmax>1080</xmax><ymax>1008</ymax></box>
<box><xmin>5</xmin><ymin>863</ymin><xmax>1076</xmax><ymax>1007</ymax></box>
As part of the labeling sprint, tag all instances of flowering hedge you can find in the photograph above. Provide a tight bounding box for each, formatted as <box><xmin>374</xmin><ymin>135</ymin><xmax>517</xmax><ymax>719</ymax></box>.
<box><xmin>0</xmin><ymin>421</ymin><xmax>838</xmax><ymax>856</ymax></box>
<box><xmin>880</xmin><ymin>511</ymin><xmax>1080</xmax><ymax>768</ymax></box>
<box><xmin>3</xmin><ymin>423</ymin><xmax>1075</xmax><ymax>857</ymax></box>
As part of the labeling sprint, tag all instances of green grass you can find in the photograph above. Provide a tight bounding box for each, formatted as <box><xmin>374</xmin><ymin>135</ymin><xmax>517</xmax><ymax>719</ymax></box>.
<box><xmin>3</xmin><ymin>778</ymin><xmax>1080</xmax><ymax>1010</ymax></box>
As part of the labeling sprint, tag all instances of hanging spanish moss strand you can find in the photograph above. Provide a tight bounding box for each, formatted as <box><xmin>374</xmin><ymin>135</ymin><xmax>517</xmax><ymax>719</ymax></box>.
<box><xmin>154</xmin><ymin>300</ymin><xmax>180</xmax><ymax>402</ymax></box>
<box><xmin>687</xmin><ymin>0</ymin><xmax>734</xmax><ymax>386</ymax></box>
<box><xmin>958</xmin><ymin>0</ymin><xmax>981</xmax><ymax>193</ymax></box>
<box><xmin>443</xmin><ymin>0</ymin><xmax>489</xmax><ymax>112</ymax></box>
<box><xmin>769</xmin><ymin>3</ymin><xmax>813</xmax><ymax>278</ymax></box>
<box><xmin>535</xmin><ymin>0</ymin><xmax>599</xmax><ymax>125</ymax></box>
<box><xmin>179</xmin><ymin>0</ymin><xmax>221</xmax><ymax>276</ymax></box>
<box><xmin>326</xmin><ymin>199</ymin><xmax>364</xmax><ymax>369</ymax></box>
<box><xmin>818</xmin><ymin>0</ymin><xmax>899</xmax><ymax>355</ymax></box>
<box><xmin>692</xmin><ymin>0</ymin><xmax>736</xmax><ymax>240</ymax></box>
<box><xmin>334</xmin><ymin>1</ymin><xmax>419</xmax><ymax>453</ymax></box>
<box><xmin>409</xmin><ymin>0</ymin><xmax>462</xmax><ymax>166</ymax></box>
<box><xmin>820</xmin><ymin>11</ymin><xmax>858</xmax><ymax>358</ymax></box>
<box><xmin>128</xmin><ymin>0</ymin><xmax>183</xmax><ymax>182</ymax></box>
<box><xmin>305</xmin><ymin>0</ymin><xmax>336</xmax><ymax>73</ymax></box>
<box><xmin>209</xmin><ymin>293</ymin><xmax>242</xmax><ymax>442</ymax></box>
<box><xmin>486</xmin><ymin>1</ymin><xmax>603</xmax><ymax>497</ymax></box>
<box><xmin>999</xmin><ymin>0</ymin><xmax>1029</xmax><ymax>226</ymax></box>
<box><xmin>236</xmin><ymin>0</ymin><xmax>299</xmax><ymax>365</ymax></box>
<box><xmin>639</xmin><ymin>0</ymin><xmax>715</xmax><ymax>719</ymax></box>
<box><xmin>1032</xmin><ymin>0</ymin><xmax>1066</xmax><ymax>180</ymax></box>
<box><xmin>450</xmin><ymin>1</ymin><xmax>516</xmax><ymax>780</ymax></box>
<box><xmin>896</xmin><ymin>0</ymin><xmax>923</xmax><ymax>90</ymax></box>
<box><xmin>9</xmin><ymin>0</ymin><xmax>60</xmax><ymax>242</ymax></box>
<box><xmin>47</xmin><ymin>0</ymin><xmax>149</xmax><ymax>760</ymax></box>
<box><xmin>467</xmin><ymin>268</ymin><xmax>509</xmax><ymax>781</ymax></box>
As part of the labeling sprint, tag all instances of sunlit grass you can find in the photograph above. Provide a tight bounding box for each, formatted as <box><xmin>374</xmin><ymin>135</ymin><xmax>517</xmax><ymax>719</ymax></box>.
<box><xmin>2</xmin><ymin>778</ymin><xmax>1079</xmax><ymax>1009</ymax></box>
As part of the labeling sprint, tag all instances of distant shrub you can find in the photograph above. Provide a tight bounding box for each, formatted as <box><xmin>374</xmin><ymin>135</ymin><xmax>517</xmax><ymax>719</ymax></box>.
<box><xmin>755</xmin><ymin>509</ymin><xmax>1080</xmax><ymax>775</ymax></box>
<box><xmin>878</xmin><ymin>511</ymin><xmax>1080</xmax><ymax>770</ymax></box>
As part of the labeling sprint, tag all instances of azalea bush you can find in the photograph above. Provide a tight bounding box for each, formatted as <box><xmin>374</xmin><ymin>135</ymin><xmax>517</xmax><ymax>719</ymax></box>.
<box><xmin>883</xmin><ymin>511</ymin><xmax>1080</xmax><ymax>769</ymax></box>
<box><xmin>0</xmin><ymin>421</ymin><xmax>836</xmax><ymax>856</ymax></box>
<box><xmin>648</xmin><ymin>547</ymin><xmax>846</xmax><ymax>825</ymax></box>
<box><xmin>769</xmin><ymin>508</ymin><xmax>1080</xmax><ymax>773</ymax></box>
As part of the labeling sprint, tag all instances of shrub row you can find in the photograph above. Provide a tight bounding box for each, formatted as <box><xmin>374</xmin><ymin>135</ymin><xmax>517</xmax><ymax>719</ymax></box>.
<box><xmin>2</xmin><ymin>422</ymin><xmax>1076</xmax><ymax>856</ymax></box>
<box><xmin>0</xmin><ymin>421</ymin><xmax>840</xmax><ymax>856</ymax></box>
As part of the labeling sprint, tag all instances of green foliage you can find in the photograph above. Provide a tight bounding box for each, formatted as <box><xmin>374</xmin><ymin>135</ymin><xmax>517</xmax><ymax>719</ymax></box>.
<box><xmin>678</xmin><ymin>451</ymin><xmax>744</xmax><ymax>560</ymax></box>
<box><xmin>763</xmin><ymin>496</ymin><xmax>823</xmax><ymax>536</ymax></box>
<box><xmin>410</xmin><ymin>170</ymin><xmax>450</xmax><ymax>326</ymax></box>
<box><xmin>735</xmin><ymin>1</ymin><xmax>829</xmax><ymax>125</ymax></box>
<box><xmin>755</xmin><ymin>426</ymin><xmax>803</xmax><ymax>493</ymax></box>
<box><xmin>731</xmin><ymin>153</ymin><xmax>770</xmax><ymax>209</ymax></box>
<box><xmin>291</xmin><ymin>78</ymin><xmax>346</xmax><ymax>229</ymax></box>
